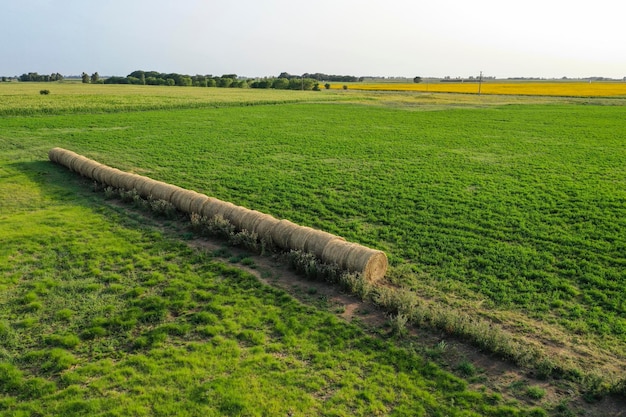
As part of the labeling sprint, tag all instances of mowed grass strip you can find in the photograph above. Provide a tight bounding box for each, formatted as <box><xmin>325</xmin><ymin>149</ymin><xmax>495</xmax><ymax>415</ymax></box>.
<box><xmin>0</xmin><ymin>142</ymin><xmax>540</xmax><ymax>416</ymax></box>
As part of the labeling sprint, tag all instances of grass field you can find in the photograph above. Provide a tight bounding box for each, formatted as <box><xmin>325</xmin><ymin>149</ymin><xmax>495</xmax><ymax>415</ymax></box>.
<box><xmin>2</xmin><ymin>82</ymin><xmax>625</xmax><ymax>415</ymax></box>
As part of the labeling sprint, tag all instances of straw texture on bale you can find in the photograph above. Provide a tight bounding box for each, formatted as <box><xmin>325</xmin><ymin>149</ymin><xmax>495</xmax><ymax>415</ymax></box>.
<box><xmin>48</xmin><ymin>147</ymin><xmax>388</xmax><ymax>281</ymax></box>
<box><xmin>149</xmin><ymin>183</ymin><xmax>178</xmax><ymax>202</ymax></box>
<box><xmin>198</xmin><ymin>197</ymin><xmax>221</xmax><ymax>219</ymax></box>
<box><xmin>271</xmin><ymin>220</ymin><xmax>301</xmax><ymax>249</ymax></box>
<box><xmin>189</xmin><ymin>194</ymin><xmax>210</xmax><ymax>215</ymax></box>
<box><xmin>227</xmin><ymin>206</ymin><xmax>253</xmax><ymax>230</ymax></box>
<box><xmin>170</xmin><ymin>189</ymin><xmax>202</xmax><ymax>213</ymax></box>
<box><xmin>237</xmin><ymin>210</ymin><xmax>265</xmax><ymax>233</ymax></box>
<box><xmin>304</xmin><ymin>230</ymin><xmax>345</xmax><ymax>259</ymax></box>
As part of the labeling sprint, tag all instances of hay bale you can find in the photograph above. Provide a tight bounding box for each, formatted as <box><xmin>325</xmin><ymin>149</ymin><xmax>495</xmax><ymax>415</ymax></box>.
<box><xmin>304</xmin><ymin>230</ymin><xmax>345</xmax><ymax>259</ymax></box>
<box><xmin>227</xmin><ymin>206</ymin><xmax>253</xmax><ymax>229</ymax></box>
<box><xmin>134</xmin><ymin>178</ymin><xmax>159</xmax><ymax>198</ymax></box>
<box><xmin>287</xmin><ymin>226</ymin><xmax>316</xmax><ymax>251</ymax></box>
<box><xmin>189</xmin><ymin>194</ymin><xmax>210</xmax><ymax>215</ymax></box>
<box><xmin>198</xmin><ymin>197</ymin><xmax>222</xmax><ymax>219</ymax></box>
<box><xmin>238</xmin><ymin>210</ymin><xmax>265</xmax><ymax>232</ymax></box>
<box><xmin>211</xmin><ymin>201</ymin><xmax>237</xmax><ymax>220</ymax></box>
<box><xmin>321</xmin><ymin>240</ymin><xmax>360</xmax><ymax>270</ymax></box>
<box><xmin>346</xmin><ymin>249</ymin><xmax>388</xmax><ymax>282</ymax></box>
<box><xmin>124</xmin><ymin>174</ymin><xmax>147</xmax><ymax>191</ymax></box>
<box><xmin>48</xmin><ymin>148</ymin><xmax>64</xmax><ymax>164</ymax></box>
<box><xmin>107</xmin><ymin>169</ymin><xmax>128</xmax><ymax>189</ymax></box>
<box><xmin>253</xmin><ymin>215</ymin><xmax>281</xmax><ymax>241</ymax></box>
<box><xmin>171</xmin><ymin>189</ymin><xmax>203</xmax><ymax>213</ymax></box>
<box><xmin>270</xmin><ymin>219</ymin><xmax>301</xmax><ymax>249</ymax></box>
<box><xmin>150</xmin><ymin>182</ymin><xmax>178</xmax><ymax>202</ymax></box>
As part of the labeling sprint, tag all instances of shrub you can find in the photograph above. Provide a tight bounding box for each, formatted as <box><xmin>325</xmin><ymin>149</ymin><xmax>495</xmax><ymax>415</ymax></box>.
<box><xmin>39</xmin><ymin>89</ymin><xmax>50</xmax><ymax>95</ymax></box>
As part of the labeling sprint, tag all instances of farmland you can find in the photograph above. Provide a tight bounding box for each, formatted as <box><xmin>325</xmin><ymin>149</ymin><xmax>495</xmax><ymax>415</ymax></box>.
<box><xmin>331</xmin><ymin>80</ymin><xmax>626</xmax><ymax>97</ymax></box>
<box><xmin>1</xmin><ymin>82</ymin><xmax>625</xmax><ymax>415</ymax></box>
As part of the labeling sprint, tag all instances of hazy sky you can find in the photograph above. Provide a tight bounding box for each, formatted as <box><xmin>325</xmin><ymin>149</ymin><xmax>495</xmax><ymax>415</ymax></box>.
<box><xmin>1</xmin><ymin>0</ymin><xmax>624</xmax><ymax>79</ymax></box>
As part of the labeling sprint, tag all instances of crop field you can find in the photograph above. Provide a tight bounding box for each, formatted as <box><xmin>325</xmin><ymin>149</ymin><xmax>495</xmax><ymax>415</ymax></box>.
<box><xmin>1</xmin><ymin>82</ymin><xmax>625</xmax><ymax>415</ymax></box>
<box><xmin>332</xmin><ymin>81</ymin><xmax>626</xmax><ymax>97</ymax></box>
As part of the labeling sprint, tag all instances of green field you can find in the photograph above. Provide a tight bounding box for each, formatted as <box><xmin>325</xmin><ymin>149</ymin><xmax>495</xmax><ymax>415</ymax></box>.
<box><xmin>1</xmin><ymin>82</ymin><xmax>625</xmax><ymax>415</ymax></box>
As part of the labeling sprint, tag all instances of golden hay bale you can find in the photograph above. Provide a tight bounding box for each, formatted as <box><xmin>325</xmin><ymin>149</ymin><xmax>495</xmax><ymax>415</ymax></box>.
<box><xmin>198</xmin><ymin>197</ymin><xmax>222</xmax><ymax>219</ymax></box>
<box><xmin>125</xmin><ymin>174</ymin><xmax>147</xmax><ymax>191</ymax></box>
<box><xmin>211</xmin><ymin>201</ymin><xmax>237</xmax><ymax>219</ymax></box>
<box><xmin>321</xmin><ymin>240</ymin><xmax>360</xmax><ymax>269</ymax></box>
<box><xmin>134</xmin><ymin>178</ymin><xmax>159</xmax><ymax>198</ymax></box>
<box><xmin>107</xmin><ymin>169</ymin><xmax>128</xmax><ymax>189</ymax></box>
<box><xmin>287</xmin><ymin>226</ymin><xmax>316</xmax><ymax>251</ymax></box>
<box><xmin>150</xmin><ymin>182</ymin><xmax>178</xmax><ymax>202</ymax></box>
<box><xmin>237</xmin><ymin>210</ymin><xmax>265</xmax><ymax>232</ymax></box>
<box><xmin>72</xmin><ymin>158</ymin><xmax>94</xmax><ymax>178</ymax></box>
<box><xmin>64</xmin><ymin>154</ymin><xmax>81</xmax><ymax>172</ymax></box>
<box><xmin>82</xmin><ymin>161</ymin><xmax>104</xmax><ymax>180</ymax></box>
<box><xmin>189</xmin><ymin>195</ymin><xmax>210</xmax><ymax>214</ymax></box>
<box><xmin>227</xmin><ymin>206</ymin><xmax>252</xmax><ymax>229</ymax></box>
<box><xmin>304</xmin><ymin>230</ymin><xmax>345</xmax><ymax>259</ymax></box>
<box><xmin>54</xmin><ymin>149</ymin><xmax>76</xmax><ymax>168</ymax></box>
<box><xmin>97</xmin><ymin>167</ymin><xmax>120</xmax><ymax>187</ymax></box>
<box><xmin>270</xmin><ymin>219</ymin><xmax>301</xmax><ymax>249</ymax></box>
<box><xmin>48</xmin><ymin>148</ymin><xmax>64</xmax><ymax>164</ymax></box>
<box><xmin>349</xmin><ymin>249</ymin><xmax>388</xmax><ymax>282</ymax></box>
<box><xmin>170</xmin><ymin>189</ymin><xmax>203</xmax><ymax>213</ymax></box>
<box><xmin>253</xmin><ymin>216</ymin><xmax>281</xmax><ymax>241</ymax></box>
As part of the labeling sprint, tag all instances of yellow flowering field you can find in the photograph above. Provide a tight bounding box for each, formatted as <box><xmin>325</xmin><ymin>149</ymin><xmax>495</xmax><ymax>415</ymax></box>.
<box><xmin>331</xmin><ymin>81</ymin><xmax>626</xmax><ymax>97</ymax></box>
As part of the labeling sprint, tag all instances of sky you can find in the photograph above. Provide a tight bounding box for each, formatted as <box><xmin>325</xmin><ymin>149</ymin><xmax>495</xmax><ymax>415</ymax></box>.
<box><xmin>1</xmin><ymin>0</ymin><xmax>625</xmax><ymax>79</ymax></box>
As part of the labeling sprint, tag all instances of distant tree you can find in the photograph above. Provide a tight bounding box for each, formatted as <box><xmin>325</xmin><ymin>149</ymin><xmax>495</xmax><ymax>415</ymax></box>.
<box><xmin>324</xmin><ymin>83</ymin><xmax>330</xmax><ymax>90</ymax></box>
<box><xmin>81</xmin><ymin>72</ymin><xmax>90</xmax><ymax>83</ymax></box>
<box><xmin>343</xmin><ymin>85</ymin><xmax>348</xmax><ymax>90</ymax></box>
<box><xmin>39</xmin><ymin>89</ymin><xmax>50</xmax><ymax>95</ymax></box>
<box><xmin>1</xmin><ymin>76</ymin><xmax>6</xmax><ymax>82</ymax></box>
<box><xmin>91</xmin><ymin>72</ymin><xmax>100</xmax><ymax>84</ymax></box>
<box><xmin>216</xmin><ymin>77</ymin><xmax>233</xmax><ymax>88</ymax></box>
<box><xmin>206</xmin><ymin>78</ymin><xmax>216</xmax><ymax>87</ymax></box>
<box><xmin>272</xmin><ymin>77</ymin><xmax>289</xmax><ymax>89</ymax></box>
<box><xmin>166</xmin><ymin>78</ymin><xmax>175</xmax><ymax>86</ymax></box>
<box><xmin>413</xmin><ymin>76</ymin><xmax>422</xmax><ymax>83</ymax></box>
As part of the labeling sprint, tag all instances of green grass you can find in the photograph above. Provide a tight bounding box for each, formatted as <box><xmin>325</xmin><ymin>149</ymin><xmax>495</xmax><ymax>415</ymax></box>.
<box><xmin>0</xmin><ymin>144</ymin><xmax>539</xmax><ymax>416</ymax></box>
<box><xmin>2</xmin><ymin>82</ymin><xmax>625</xmax><ymax>413</ymax></box>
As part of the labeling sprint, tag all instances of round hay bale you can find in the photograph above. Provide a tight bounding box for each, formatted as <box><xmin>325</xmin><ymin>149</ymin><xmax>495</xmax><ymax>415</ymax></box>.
<box><xmin>362</xmin><ymin>250</ymin><xmax>388</xmax><ymax>282</ymax></box>
<box><xmin>198</xmin><ymin>197</ymin><xmax>222</xmax><ymax>219</ymax></box>
<box><xmin>68</xmin><ymin>155</ymin><xmax>89</xmax><ymax>173</ymax></box>
<box><xmin>270</xmin><ymin>219</ymin><xmax>301</xmax><ymax>249</ymax></box>
<box><xmin>171</xmin><ymin>189</ymin><xmax>202</xmax><ymax>213</ymax></box>
<box><xmin>134</xmin><ymin>178</ymin><xmax>159</xmax><ymax>198</ymax></box>
<box><xmin>98</xmin><ymin>167</ymin><xmax>120</xmax><ymax>187</ymax></box>
<box><xmin>82</xmin><ymin>161</ymin><xmax>104</xmax><ymax>180</ymax></box>
<box><xmin>238</xmin><ymin>210</ymin><xmax>265</xmax><ymax>232</ymax></box>
<box><xmin>305</xmin><ymin>230</ymin><xmax>345</xmax><ymax>259</ymax></box>
<box><xmin>253</xmin><ymin>216</ymin><xmax>280</xmax><ymax>241</ymax></box>
<box><xmin>123</xmin><ymin>173</ymin><xmax>146</xmax><ymax>192</ymax></box>
<box><xmin>48</xmin><ymin>148</ymin><xmax>64</xmax><ymax>164</ymax></box>
<box><xmin>287</xmin><ymin>226</ymin><xmax>316</xmax><ymax>252</ymax></box>
<box><xmin>107</xmin><ymin>169</ymin><xmax>127</xmax><ymax>189</ymax></box>
<box><xmin>211</xmin><ymin>201</ymin><xmax>237</xmax><ymax>219</ymax></box>
<box><xmin>55</xmin><ymin>149</ymin><xmax>75</xmax><ymax>167</ymax></box>
<box><xmin>65</xmin><ymin>154</ymin><xmax>80</xmax><ymax>172</ymax></box>
<box><xmin>72</xmin><ymin>158</ymin><xmax>94</xmax><ymax>178</ymax></box>
<box><xmin>189</xmin><ymin>194</ymin><xmax>210</xmax><ymax>215</ymax></box>
<box><xmin>227</xmin><ymin>206</ymin><xmax>252</xmax><ymax>229</ymax></box>
<box><xmin>321</xmin><ymin>240</ymin><xmax>360</xmax><ymax>269</ymax></box>
<box><xmin>150</xmin><ymin>182</ymin><xmax>178</xmax><ymax>202</ymax></box>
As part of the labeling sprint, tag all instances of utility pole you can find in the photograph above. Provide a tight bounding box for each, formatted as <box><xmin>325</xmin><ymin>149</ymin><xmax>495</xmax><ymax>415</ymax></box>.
<box><xmin>478</xmin><ymin>71</ymin><xmax>483</xmax><ymax>95</ymax></box>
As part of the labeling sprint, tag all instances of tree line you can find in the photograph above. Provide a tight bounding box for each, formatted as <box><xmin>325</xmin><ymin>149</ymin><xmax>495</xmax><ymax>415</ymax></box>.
<box><xmin>15</xmin><ymin>72</ymin><xmax>64</xmax><ymax>82</ymax></box>
<box><xmin>100</xmin><ymin>70</ymin><xmax>328</xmax><ymax>91</ymax></box>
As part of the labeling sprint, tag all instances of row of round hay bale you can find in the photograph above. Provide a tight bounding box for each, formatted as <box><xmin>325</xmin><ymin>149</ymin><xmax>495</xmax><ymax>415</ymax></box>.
<box><xmin>48</xmin><ymin>147</ymin><xmax>388</xmax><ymax>281</ymax></box>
